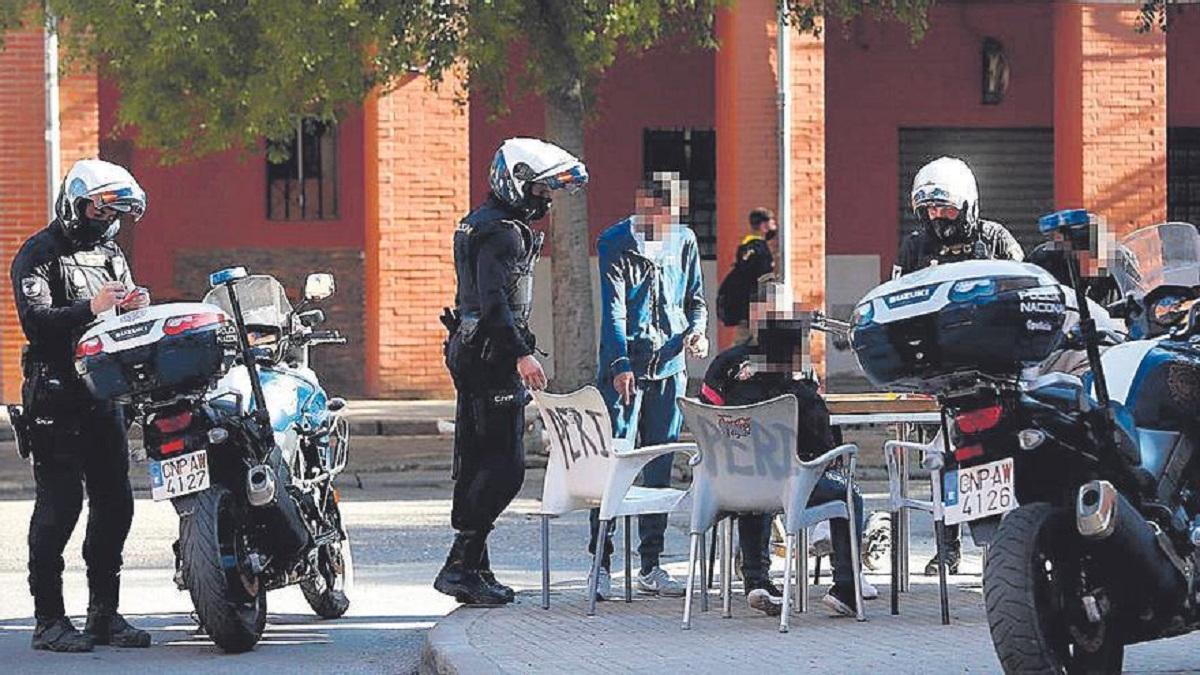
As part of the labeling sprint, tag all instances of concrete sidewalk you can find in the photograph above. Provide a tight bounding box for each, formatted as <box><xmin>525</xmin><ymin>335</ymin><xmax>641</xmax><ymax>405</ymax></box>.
<box><xmin>420</xmin><ymin>574</ymin><xmax>1200</xmax><ymax>674</ymax></box>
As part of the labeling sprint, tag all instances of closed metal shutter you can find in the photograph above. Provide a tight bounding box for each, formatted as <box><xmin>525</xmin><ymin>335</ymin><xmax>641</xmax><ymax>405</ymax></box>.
<box><xmin>898</xmin><ymin>128</ymin><xmax>1054</xmax><ymax>254</ymax></box>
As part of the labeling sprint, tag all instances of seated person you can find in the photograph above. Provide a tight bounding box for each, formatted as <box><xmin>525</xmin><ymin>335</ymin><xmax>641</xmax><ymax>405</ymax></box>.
<box><xmin>699</xmin><ymin>284</ymin><xmax>874</xmax><ymax>617</ymax></box>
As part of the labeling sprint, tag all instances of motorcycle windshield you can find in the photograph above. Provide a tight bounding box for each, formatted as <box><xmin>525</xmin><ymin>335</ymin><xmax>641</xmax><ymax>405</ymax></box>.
<box><xmin>1113</xmin><ymin>222</ymin><xmax>1200</xmax><ymax>298</ymax></box>
<box><xmin>203</xmin><ymin>275</ymin><xmax>293</xmax><ymax>330</ymax></box>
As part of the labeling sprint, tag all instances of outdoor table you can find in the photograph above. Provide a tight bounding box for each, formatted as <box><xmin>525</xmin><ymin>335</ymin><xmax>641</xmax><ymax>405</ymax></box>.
<box><xmin>827</xmin><ymin>393</ymin><xmax>942</xmax><ymax>595</ymax></box>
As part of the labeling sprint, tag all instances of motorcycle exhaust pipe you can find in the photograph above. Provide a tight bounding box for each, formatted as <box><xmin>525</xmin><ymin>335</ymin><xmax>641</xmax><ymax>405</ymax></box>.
<box><xmin>246</xmin><ymin>464</ymin><xmax>276</xmax><ymax>507</ymax></box>
<box><xmin>246</xmin><ymin>461</ymin><xmax>310</xmax><ymax>557</ymax></box>
<box><xmin>1076</xmin><ymin>480</ymin><xmax>1187</xmax><ymax>602</ymax></box>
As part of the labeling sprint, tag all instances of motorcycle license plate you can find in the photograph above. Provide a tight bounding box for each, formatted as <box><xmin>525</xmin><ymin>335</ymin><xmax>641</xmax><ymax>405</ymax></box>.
<box><xmin>149</xmin><ymin>450</ymin><xmax>210</xmax><ymax>502</ymax></box>
<box><xmin>943</xmin><ymin>457</ymin><xmax>1017</xmax><ymax>526</ymax></box>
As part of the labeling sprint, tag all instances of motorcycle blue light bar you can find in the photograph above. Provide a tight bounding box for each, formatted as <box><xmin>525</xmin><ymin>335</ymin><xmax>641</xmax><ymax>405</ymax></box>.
<box><xmin>209</xmin><ymin>267</ymin><xmax>248</xmax><ymax>288</ymax></box>
<box><xmin>1038</xmin><ymin>209</ymin><xmax>1091</xmax><ymax>234</ymax></box>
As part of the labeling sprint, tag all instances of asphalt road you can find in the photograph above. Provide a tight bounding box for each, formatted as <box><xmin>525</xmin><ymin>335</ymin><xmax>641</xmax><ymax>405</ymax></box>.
<box><xmin>0</xmin><ymin>437</ymin><xmax>953</xmax><ymax>674</ymax></box>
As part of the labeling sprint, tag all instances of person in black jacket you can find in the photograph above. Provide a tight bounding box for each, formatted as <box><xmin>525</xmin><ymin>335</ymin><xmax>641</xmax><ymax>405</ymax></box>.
<box><xmin>896</xmin><ymin>157</ymin><xmax>1023</xmax><ymax>276</ymax></box>
<box><xmin>700</xmin><ymin>287</ymin><xmax>872</xmax><ymax>617</ymax></box>
<box><xmin>435</xmin><ymin>138</ymin><xmax>588</xmax><ymax>606</ymax></box>
<box><xmin>719</xmin><ymin>208</ymin><xmax>777</xmax><ymax>344</ymax></box>
<box><xmin>13</xmin><ymin>159</ymin><xmax>151</xmax><ymax>652</ymax></box>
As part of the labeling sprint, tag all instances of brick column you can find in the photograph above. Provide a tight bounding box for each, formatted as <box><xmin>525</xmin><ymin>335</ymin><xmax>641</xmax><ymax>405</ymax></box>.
<box><xmin>363</xmin><ymin>71</ymin><xmax>468</xmax><ymax>398</ymax></box>
<box><xmin>1054</xmin><ymin>3</ymin><xmax>1166</xmax><ymax>237</ymax></box>
<box><xmin>0</xmin><ymin>28</ymin><xmax>98</xmax><ymax>402</ymax></box>
<box><xmin>714</xmin><ymin>2</ymin><xmax>826</xmax><ymax>364</ymax></box>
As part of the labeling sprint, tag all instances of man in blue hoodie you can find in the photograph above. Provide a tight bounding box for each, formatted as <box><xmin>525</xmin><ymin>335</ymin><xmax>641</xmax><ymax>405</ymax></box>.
<box><xmin>588</xmin><ymin>172</ymin><xmax>708</xmax><ymax>599</ymax></box>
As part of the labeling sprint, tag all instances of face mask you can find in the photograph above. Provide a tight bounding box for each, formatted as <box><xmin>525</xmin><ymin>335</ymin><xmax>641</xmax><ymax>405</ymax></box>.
<box><xmin>524</xmin><ymin>194</ymin><xmax>552</xmax><ymax>222</ymax></box>
<box><xmin>764</xmin><ymin>228</ymin><xmax>778</xmax><ymax>242</ymax></box>
<box><xmin>70</xmin><ymin>216</ymin><xmax>120</xmax><ymax>248</ymax></box>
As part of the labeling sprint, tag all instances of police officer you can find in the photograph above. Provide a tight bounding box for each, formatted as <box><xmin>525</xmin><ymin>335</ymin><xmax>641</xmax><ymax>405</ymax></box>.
<box><xmin>897</xmin><ymin>156</ymin><xmax>1024</xmax><ymax>276</ymax></box>
<box><xmin>12</xmin><ymin>159</ymin><xmax>151</xmax><ymax>651</ymax></box>
<box><xmin>435</xmin><ymin>138</ymin><xmax>588</xmax><ymax>605</ymax></box>
<box><xmin>896</xmin><ymin>156</ymin><xmax>1023</xmax><ymax>575</ymax></box>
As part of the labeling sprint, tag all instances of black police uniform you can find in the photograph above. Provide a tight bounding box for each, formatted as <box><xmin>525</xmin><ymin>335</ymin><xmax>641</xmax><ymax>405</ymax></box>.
<box><xmin>896</xmin><ymin>219</ymin><xmax>1024</xmax><ymax>275</ymax></box>
<box><xmin>11</xmin><ymin>221</ymin><xmax>135</xmax><ymax>625</ymax></box>
<box><xmin>437</xmin><ymin>195</ymin><xmax>541</xmax><ymax>602</ymax></box>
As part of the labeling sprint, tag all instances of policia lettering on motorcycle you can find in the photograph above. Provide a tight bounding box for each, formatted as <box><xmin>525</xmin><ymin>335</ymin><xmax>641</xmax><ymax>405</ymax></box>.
<box><xmin>436</xmin><ymin>138</ymin><xmax>589</xmax><ymax>605</ymax></box>
<box><xmin>896</xmin><ymin>156</ymin><xmax>1023</xmax><ymax>575</ymax></box>
<box><xmin>10</xmin><ymin>159</ymin><xmax>152</xmax><ymax>652</ymax></box>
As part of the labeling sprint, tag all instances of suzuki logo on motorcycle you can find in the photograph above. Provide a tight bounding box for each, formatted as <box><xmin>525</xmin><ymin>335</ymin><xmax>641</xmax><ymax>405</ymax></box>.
<box><xmin>108</xmin><ymin>321</ymin><xmax>154</xmax><ymax>342</ymax></box>
<box><xmin>884</xmin><ymin>286</ymin><xmax>934</xmax><ymax>308</ymax></box>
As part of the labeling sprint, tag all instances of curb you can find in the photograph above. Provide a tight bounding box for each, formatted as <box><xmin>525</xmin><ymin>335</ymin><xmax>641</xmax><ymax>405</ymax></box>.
<box><xmin>419</xmin><ymin>605</ymin><xmax>501</xmax><ymax>675</ymax></box>
<box><xmin>347</xmin><ymin>419</ymin><xmax>453</xmax><ymax>437</ymax></box>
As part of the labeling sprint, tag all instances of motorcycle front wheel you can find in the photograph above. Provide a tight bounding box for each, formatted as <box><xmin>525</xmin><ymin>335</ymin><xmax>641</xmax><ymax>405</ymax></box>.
<box><xmin>177</xmin><ymin>485</ymin><xmax>267</xmax><ymax>653</ymax></box>
<box><xmin>301</xmin><ymin>499</ymin><xmax>352</xmax><ymax>619</ymax></box>
<box><xmin>984</xmin><ymin>502</ymin><xmax>1124</xmax><ymax>674</ymax></box>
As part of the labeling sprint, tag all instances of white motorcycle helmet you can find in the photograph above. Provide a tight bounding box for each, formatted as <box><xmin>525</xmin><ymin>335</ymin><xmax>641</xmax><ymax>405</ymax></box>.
<box><xmin>54</xmin><ymin>159</ymin><xmax>147</xmax><ymax>247</ymax></box>
<box><xmin>488</xmin><ymin>138</ymin><xmax>588</xmax><ymax>221</ymax></box>
<box><xmin>911</xmin><ymin>156</ymin><xmax>979</xmax><ymax>241</ymax></box>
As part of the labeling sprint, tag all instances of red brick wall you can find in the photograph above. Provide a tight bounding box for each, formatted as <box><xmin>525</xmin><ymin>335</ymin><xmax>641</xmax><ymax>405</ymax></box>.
<box><xmin>364</xmin><ymin>71</ymin><xmax>468</xmax><ymax>398</ymax></box>
<box><xmin>1054</xmin><ymin>4</ymin><xmax>1167</xmax><ymax>237</ymax></box>
<box><xmin>788</xmin><ymin>21</ymin><xmax>826</xmax><ymax>371</ymax></box>
<box><xmin>714</xmin><ymin>1</ymin><xmax>826</xmax><ymax>360</ymax></box>
<box><xmin>0</xmin><ymin>28</ymin><xmax>98</xmax><ymax>402</ymax></box>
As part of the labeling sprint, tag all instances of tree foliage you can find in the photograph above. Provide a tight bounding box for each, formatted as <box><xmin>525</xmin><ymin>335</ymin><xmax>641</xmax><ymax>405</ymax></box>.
<box><xmin>0</xmin><ymin>0</ymin><xmax>950</xmax><ymax>162</ymax></box>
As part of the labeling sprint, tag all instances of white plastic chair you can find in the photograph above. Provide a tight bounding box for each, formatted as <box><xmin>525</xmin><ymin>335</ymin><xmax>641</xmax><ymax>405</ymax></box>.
<box><xmin>883</xmin><ymin>427</ymin><xmax>951</xmax><ymax>624</ymax></box>
<box><xmin>532</xmin><ymin>386</ymin><xmax>696</xmax><ymax>615</ymax></box>
<box><xmin>678</xmin><ymin>394</ymin><xmax>865</xmax><ymax>632</ymax></box>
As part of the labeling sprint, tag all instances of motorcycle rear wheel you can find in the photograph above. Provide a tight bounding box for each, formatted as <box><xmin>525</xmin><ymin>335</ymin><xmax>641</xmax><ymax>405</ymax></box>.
<box><xmin>984</xmin><ymin>502</ymin><xmax>1124</xmax><ymax>674</ymax></box>
<box><xmin>178</xmin><ymin>485</ymin><xmax>267</xmax><ymax>653</ymax></box>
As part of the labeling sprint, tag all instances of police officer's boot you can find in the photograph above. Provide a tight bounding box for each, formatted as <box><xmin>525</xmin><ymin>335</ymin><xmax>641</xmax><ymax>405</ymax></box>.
<box><xmin>31</xmin><ymin>616</ymin><xmax>94</xmax><ymax>653</ymax></box>
<box><xmin>85</xmin><ymin>576</ymin><xmax>151</xmax><ymax>648</ymax></box>
<box><xmin>478</xmin><ymin>544</ymin><xmax>515</xmax><ymax>603</ymax></box>
<box><xmin>433</xmin><ymin>531</ymin><xmax>509</xmax><ymax>606</ymax></box>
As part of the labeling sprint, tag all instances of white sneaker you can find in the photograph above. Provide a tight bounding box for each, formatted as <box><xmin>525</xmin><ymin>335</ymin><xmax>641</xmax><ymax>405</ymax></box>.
<box><xmin>860</xmin><ymin>573</ymin><xmax>879</xmax><ymax>600</ymax></box>
<box><xmin>588</xmin><ymin>567</ymin><xmax>612</xmax><ymax>601</ymax></box>
<box><xmin>637</xmin><ymin>567</ymin><xmax>686</xmax><ymax>597</ymax></box>
<box><xmin>747</xmin><ymin>588</ymin><xmax>783</xmax><ymax>616</ymax></box>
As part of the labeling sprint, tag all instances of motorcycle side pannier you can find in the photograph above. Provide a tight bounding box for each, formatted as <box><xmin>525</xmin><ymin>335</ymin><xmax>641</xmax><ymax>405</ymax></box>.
<box><xmin>75</xmin><ymin>302</ymin><xmax>234</xmax><ymax>402</ymax></box>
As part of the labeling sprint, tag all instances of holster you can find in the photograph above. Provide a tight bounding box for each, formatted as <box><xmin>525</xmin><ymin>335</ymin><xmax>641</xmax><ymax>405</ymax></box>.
<box><xmin>7</xmin><ymin>404</ymin><xmax>32</xmax><ymax>459</ymax></box>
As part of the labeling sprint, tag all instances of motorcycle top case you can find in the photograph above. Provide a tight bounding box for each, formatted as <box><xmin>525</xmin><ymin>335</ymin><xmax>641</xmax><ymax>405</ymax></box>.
<box><xmin>850</xmin><ymin>260</ymin><xmax>1068</xmax><ymax>390</ymax></box>
<box><xmin>74</xmin><ymin>302</ymin><xmax>235</xmax><ymax>402</ymax></box>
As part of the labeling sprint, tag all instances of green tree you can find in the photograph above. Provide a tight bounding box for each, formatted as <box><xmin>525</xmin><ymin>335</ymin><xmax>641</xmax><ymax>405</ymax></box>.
<box><xmin>0</xmin><ymin>0</ymin><xmax>939</xmax><ymax>391</ymax></box>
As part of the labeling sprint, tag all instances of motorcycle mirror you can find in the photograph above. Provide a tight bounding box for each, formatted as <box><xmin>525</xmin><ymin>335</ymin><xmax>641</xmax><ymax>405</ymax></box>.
<box><xmin>304</xmin><ymin>273</ymin><xmax>335</xmax><ymax>302</ymax></box>
<box><xmin>209</xmin><ymin>266</ymin><xmax>248</xmax><ymax>288</ymax></box>
<box><xmin>297</xmin><ymin>309</ymin><xmax>326</xmax><ymax>328</ymax></box>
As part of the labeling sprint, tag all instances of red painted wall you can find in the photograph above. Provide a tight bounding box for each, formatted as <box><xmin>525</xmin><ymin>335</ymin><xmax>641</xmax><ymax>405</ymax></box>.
<box><xmin>97</xmin><ymin>78</ymin><xmax>366</xmax><ymax>298</ymax></box>
<box><xmin>1168</xmin><ymin>8</ymin><xmax>1200</xmax><ymax>127</ymax></box>
<box><xmin>469</xmin><ymin>38</ymin><xmax>716</xmax><ymax>252</ymax></box>
<box><xmin>825</xmin><ymin>3</ymin><xmax>1055</xmax><ymax>270</ymax></box>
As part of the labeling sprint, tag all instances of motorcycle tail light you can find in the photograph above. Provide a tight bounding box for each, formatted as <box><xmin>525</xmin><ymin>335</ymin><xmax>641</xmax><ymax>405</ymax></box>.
<box><xmin>163</xmin><ymin>312</ymin><xmax>224</xmax><ymax>336</ymax></box>
<box><xmin>153</xmin><ymin>410</ymin><xmax>194</xmax><ymax>434</ymax></box>
<box><xmin>75</xmin><ymin>336</ymin><xmax>103</xmax><ymax>358</ymax></box>
<box><xmin>159</xmin><ymin>437</ymin><xmax>186</xmax><ymax>456</ymax></box>
<box><xmin>955</xmin><ymin>404</ymin><xmax>1004</xmax><ymax>434</ymax></box>
<box><xmin>954</xmin><ymin>444</ymin><xmax>985</xmax><ymax>462</ymax></box>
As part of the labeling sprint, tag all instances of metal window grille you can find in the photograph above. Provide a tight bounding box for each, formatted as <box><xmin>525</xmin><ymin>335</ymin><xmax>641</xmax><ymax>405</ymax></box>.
<box><xmin>1169</xmin><ymin>127</ymin><xmax>1200</xmax><ymax>225</ymax></box>
<box><xmin>643</xmin><ymin>128</ymin><xmax>717</xmax><ymax>260</ymax></box>
<box><xmin>267</xmin><ymin>119</ymin><xmax>339</xmax><ymax>221</ymax></box>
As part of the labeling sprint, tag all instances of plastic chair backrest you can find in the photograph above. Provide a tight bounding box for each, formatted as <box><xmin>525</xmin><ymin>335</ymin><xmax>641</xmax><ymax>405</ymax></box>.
<box><xmin>678</xmin><ymin>395</ymin><xmax>799</xmax><ymax>524</ymax></box>
<box><xmin>532</xmin><ymin>387</ymin><xmax>619</xmax><ymax>515</ymax></box>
